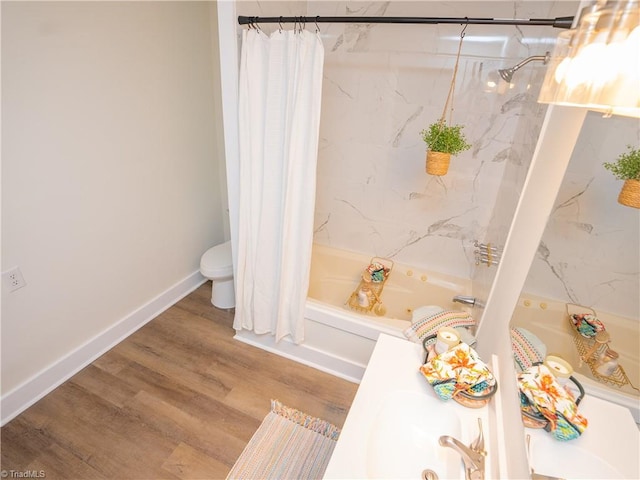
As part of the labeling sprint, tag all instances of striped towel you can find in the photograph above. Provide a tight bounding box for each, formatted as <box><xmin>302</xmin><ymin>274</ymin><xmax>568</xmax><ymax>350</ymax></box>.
<box><xmin>510</xmin><ymin>327</ymin><xmax>546</xmax><ymax>372</ymax></box>
<box><xmin>404</xmin><ymin>310</ymin><xmax>476</xmax><ymax>345</ymax></box>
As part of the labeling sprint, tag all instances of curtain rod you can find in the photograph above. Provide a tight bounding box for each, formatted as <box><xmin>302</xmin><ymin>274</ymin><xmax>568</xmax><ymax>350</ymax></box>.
<box><xmin>238</xmin><ymin>15</ymin><xmax>574</xmax><ymax>29</ymax></box>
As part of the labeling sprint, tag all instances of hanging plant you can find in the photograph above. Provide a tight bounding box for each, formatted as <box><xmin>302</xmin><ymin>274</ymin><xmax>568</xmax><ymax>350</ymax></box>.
<box><xmin>420</xmin><ymin>122</ymin><xmax>471</xmax><ymax>155</ymax></box>
<box><xmin>421</xmin><ymin>122</ymin><xmax>471</xmax><ymax>175</ymax></box>
<box><xmin>421</xmin><ymin>23</ymin><xmax>472</xmax><ymax>176</ymax></box>
<box><xmin>603</xmin><ymin>145</ymin><xmax>640</xmax><ymax>209</ymax></box>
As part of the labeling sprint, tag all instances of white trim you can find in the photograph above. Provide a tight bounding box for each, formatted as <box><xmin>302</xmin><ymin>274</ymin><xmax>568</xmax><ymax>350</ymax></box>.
<box><xmin>489</xmin><ymin>354</ymin><xmax>508</xmax><ymax>480</ymax></box>
<box><xmin>1</xmin><ymin>272</ymin><xmax>206</xmax><ymax>426</ymax></box>
<box><xmin>216</xmin><ymin>1</ymin><xmax>240</xmax><ymax>283</ymax></box>
<box><xmin>233</xmin><ymin>330</ymin><xmax>363</xmax><ymax>384</ymax></box>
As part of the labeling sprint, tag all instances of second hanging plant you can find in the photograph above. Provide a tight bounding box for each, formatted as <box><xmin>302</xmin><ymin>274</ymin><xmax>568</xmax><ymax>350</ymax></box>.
<box><xmin>603</xmin><ymin>144</ymin><xmax>640</xmax><ymax>209</ymax></box>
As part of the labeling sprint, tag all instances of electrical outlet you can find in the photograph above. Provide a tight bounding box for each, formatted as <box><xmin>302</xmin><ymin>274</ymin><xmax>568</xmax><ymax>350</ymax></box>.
<box><xmin>3</xmin><ymin>267</ymin><xmax>27</xmax><ymax>292</ymax></box>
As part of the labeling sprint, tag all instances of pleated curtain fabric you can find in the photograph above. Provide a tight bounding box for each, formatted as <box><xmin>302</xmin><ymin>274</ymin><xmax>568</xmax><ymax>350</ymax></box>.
<box><xmin>235</xmin><ymin>28</ymin><xmax>324</xmax><ymax>343</ymax></box>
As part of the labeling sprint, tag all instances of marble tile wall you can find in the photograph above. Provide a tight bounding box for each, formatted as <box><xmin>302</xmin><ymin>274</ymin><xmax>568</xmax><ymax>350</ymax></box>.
<box><xmin>308</xmin><ymin>1</ymin><xmax>571</xmax><ymax>278</ymax></box>
<box><xmin>235</xmin><ymin>1</ymin><xmax>638</xmax><ymax>320</ymax></box>
<box><xmin>525</xmin><ymin>113</ymin><xmax>640</xmax><ymax>320</ymax></box>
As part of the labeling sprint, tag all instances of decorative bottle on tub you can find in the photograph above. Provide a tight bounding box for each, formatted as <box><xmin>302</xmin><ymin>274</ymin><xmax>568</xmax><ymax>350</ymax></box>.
<box><xmin>357</xmin><ymin>285</ymin><xmax>371</xmax><ymax>307</ymax></box>
<box><xmin>596</xmin><ymin>349</ymin><xmax>619</xmax><ymax>376</ymax></box>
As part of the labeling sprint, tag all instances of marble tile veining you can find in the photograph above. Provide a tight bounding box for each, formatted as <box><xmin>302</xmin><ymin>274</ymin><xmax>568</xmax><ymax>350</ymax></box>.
<box><xmin>238</xmin><ymin>1</ymin><xmax>637</xmax><ymax>319</ymax></box>
<box><xmin>308</xmin><ymin>1</ymin><xmax>572</xmax><ymax>280</ymax></box>
<box><xmin>526</xmin><ymin>112</ymin><xmax>640</xmax><ymax>319</ymax></box>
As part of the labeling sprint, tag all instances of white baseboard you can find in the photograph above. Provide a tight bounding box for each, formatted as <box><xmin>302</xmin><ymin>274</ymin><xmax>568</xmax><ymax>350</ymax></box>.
<box><xmin>1</xmin><ymin>272</ymin><xmax>207</xmax><ymax>426</ymax></box>
<box><xmin>233</xmin><ymin>330</ymin><xmax>364</xmax><ymax>384</ymax></box>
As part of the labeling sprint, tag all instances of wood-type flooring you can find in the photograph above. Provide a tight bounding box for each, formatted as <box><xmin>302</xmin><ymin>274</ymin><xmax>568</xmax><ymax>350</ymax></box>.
<box><xmin>1</xmin><ymin>283</ymin><xmax>358</xmax><ymax>479</ymax></box>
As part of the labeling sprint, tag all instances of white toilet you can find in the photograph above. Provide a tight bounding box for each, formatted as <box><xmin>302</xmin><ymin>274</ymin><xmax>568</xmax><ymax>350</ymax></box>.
<box><xmin>200</xmin><ymin>240</ymin><xmax>235</xmax><ymax>309</ymax></box>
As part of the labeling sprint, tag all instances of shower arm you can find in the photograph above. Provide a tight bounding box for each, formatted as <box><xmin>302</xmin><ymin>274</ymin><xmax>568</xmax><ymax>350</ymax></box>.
<box><xmin>509</xmin><ymin>53</ymin><xmax>550</xmax><ymax>74</ymax></box>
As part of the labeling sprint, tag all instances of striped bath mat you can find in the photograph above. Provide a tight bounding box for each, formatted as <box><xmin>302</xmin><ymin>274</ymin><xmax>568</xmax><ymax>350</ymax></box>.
<box><xmin>226</xmin><ymin>400</ymin><xmax>341</xmax><ymax>480</ymax></box>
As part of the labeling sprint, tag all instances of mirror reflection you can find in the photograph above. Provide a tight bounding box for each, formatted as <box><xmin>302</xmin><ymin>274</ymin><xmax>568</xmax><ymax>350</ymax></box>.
<box><xmin>508</xmin><ymin>112</ymin><xmax>639</xmax><ymax>478</ymax></box>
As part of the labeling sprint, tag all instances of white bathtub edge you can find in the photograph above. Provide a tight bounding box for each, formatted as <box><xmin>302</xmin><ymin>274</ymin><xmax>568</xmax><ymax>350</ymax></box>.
<box><xmin>305</xmin><ymin>298</ymin><xmax>407</xmax><ymax>340</ymax></box>
<box><xmin>233</xmin><ymin>330</ymin><xmax>364</xmax><ymax>384</ymax></box>
<box><xmin>231</xmin><ymin>299</ymin><xmax>410</xmax><ymax>385</ymax></box>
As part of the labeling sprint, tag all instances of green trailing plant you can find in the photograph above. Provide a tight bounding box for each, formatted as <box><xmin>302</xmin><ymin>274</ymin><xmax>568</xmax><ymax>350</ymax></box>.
<box><xmin>420</xmin><ymin>121</ymin><xmax>472</xmax><ymax>156</ymax></box>
<box><xmin>603</xmin><ymin>145</ymin><xmax>640</xmax><ymax>180</ymax></box>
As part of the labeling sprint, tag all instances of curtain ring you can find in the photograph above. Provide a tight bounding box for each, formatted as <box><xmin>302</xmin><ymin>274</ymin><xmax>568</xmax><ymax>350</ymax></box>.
<box><xmin>279</xmin><ymin>16</ymin><xmax>283</xmax><ymax>33</ymax></box>
<box><xmin>315</xmin><ymin>16</ymin><xmax>320</xmax><ymax>33</ymax></box>
<box><xmin>254</xmin><ymin>19</ymin><xmax>262</xmax><ymax>34</ymax></box>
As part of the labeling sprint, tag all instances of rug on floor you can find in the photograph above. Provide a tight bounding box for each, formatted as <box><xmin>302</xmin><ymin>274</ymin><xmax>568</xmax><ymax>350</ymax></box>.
<box><xmin>226</xmin><ymin>399</ymin><xmax>341</xmax><ymax>480</ymax></box>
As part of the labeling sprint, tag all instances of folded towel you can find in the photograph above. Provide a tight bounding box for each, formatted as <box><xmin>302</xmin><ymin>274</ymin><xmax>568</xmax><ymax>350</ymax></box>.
<box><xmin>570</xmin><ymin>313</ymin><xmax>605</xmax><ymax>338</ymax></box>
<box><xmin>404</xmin><ymin>309</ymin><xmax>476</xmax><ymax>345</ymax></box>
<box><xmin>510</xmin><ymin>327</ymin><xmax>547</xmax><ymax>372</ymax></box>
<box><xmin>419</xmin><ymin>342</ymin><xmax>495</xmax><ymax>401</ymax></box>
<box><xmin>518</xmin><ymin>364</ymin><xmax>588</xmax><ymax>441</ymax></box>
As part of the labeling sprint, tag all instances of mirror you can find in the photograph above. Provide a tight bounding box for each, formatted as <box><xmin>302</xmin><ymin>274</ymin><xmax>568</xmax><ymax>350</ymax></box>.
<box><xmin>509</xmin><ymin>110</ymin><xmax>639</xmax><ymax>416</ymax></box>
<box><xmin>508</xmin><ymin>111</ymin><xmax>639</xmax><ymax>477</ymax></box>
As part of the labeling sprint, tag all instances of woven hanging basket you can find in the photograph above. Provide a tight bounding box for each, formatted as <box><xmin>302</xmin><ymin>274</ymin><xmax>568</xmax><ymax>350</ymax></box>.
<box><xmin>423</xmin><ymin>27</ymin><xmax>465</xmax><ymax>177</ymax></box>
<box><xmin>618</xmin><ymin>179</ymin><xmax>640</xmax><ymax>209</ymax></box>
<box><xmin>426</xmin><ymin>151</ymin><xmax>451</xmax><ymax>176</ymax></box>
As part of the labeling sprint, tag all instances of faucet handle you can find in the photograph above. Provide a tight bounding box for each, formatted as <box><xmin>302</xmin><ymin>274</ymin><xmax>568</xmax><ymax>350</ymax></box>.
<box><xmin>470</xmin><ymin>418</ymin><xmax>485</xmax><ymax>453</ymax></box>
<box><xmin>439</xmin><ymin>435</ymin><xmax>485</xmax><ymax>480</ymax></box>
<box><xmin>468</xmin><ymin>419</ymin><xmax>486</xmax><ymax>480</ymax></box>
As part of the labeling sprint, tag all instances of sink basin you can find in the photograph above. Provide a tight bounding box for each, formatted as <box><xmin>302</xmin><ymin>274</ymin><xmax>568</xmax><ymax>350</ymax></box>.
<box><xmin>366</xmin><ymin>390</ymin><xmax>462</xmax><ymax>479</ymax></box>
<box><xmin>323</xmin><ymin>335</ymin><xmax>493</xmax><ymax>480</ymax></box>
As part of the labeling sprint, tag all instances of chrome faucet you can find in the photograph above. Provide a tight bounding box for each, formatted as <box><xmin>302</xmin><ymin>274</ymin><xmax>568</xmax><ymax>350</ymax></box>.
<box><xmin>453</xmin><ymin>295</ymin><xmax>478</xmax><ymax>307</ymax></box>
<box><xmin>439</xmin><ymin>418</ymin><xmax>486</xmax><ymax>480</ymax></box>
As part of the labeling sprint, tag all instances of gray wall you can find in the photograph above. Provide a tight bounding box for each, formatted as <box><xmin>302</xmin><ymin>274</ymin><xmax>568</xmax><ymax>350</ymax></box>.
<box><xmin>2</xmin><ymin>1</ymin><xmax>227</xmax><ymax>396</ymax></box>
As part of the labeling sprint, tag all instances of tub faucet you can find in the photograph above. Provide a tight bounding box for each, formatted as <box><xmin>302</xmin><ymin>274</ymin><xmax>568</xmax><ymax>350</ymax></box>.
<box><xmin>439</xmin><ymin>418</ymin><xmax>486</xmax><ymax>480</ymax></box>
<box><xmin>453</xmin><ymin>295</ymin><xmax>478</xmax><ymax>307</ymax></box>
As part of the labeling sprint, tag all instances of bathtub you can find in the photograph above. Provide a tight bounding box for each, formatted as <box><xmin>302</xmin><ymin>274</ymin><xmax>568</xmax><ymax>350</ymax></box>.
<box><xmin>234</xmin><ymin>243</ymin><xmax>471</xmax><ymax>382</ymax></box>
<box><xmin>510</xmin><ymin>295</ymin><xmax>640</xmax><ymax>423</ymax></box>
<box><xmin>234</xmin><ymin>244</ymin><xmax>639</xmax><ymax>422</ymax></box>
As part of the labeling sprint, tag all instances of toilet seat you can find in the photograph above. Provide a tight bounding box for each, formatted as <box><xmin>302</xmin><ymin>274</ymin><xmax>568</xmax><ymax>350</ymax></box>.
<box><xmin>200</xmin><ymin>241</ymin><xmax>233</xmax><ymax>278</ymax></box>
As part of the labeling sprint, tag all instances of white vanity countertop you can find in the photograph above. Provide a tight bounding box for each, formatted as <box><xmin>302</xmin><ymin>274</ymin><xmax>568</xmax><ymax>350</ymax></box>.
<box><xmin>324</xmin><ymin>333</ymin><xmax>639</xmax><ymax>479</ymax></box>
<box><xmin>526</xmin><ymin>392</ymin><xmax>640</xmax><ymax>479</ymax></box>
<box><xmin>324</xmin><ymin>333</ymin><xmax>494</xmax><ymax>480</ymax></box>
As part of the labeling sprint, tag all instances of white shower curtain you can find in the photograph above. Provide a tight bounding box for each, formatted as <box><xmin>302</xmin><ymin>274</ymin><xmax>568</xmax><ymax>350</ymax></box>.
<box><xmin>235</xmin><ymin>28</ymin><xmax>324</xmax><ymax>343</ymax></box>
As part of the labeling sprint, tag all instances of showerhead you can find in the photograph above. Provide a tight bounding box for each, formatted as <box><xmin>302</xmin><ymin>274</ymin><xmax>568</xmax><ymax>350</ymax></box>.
<box><xmin>499</xmin><ymin>67</ymin><xmax>516</xmax><ymax>83</ymax></box>
<box><xmin>498</xmin><ymin>52</ymin><xmax>551</xmax><ymax>83</ymax></box>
